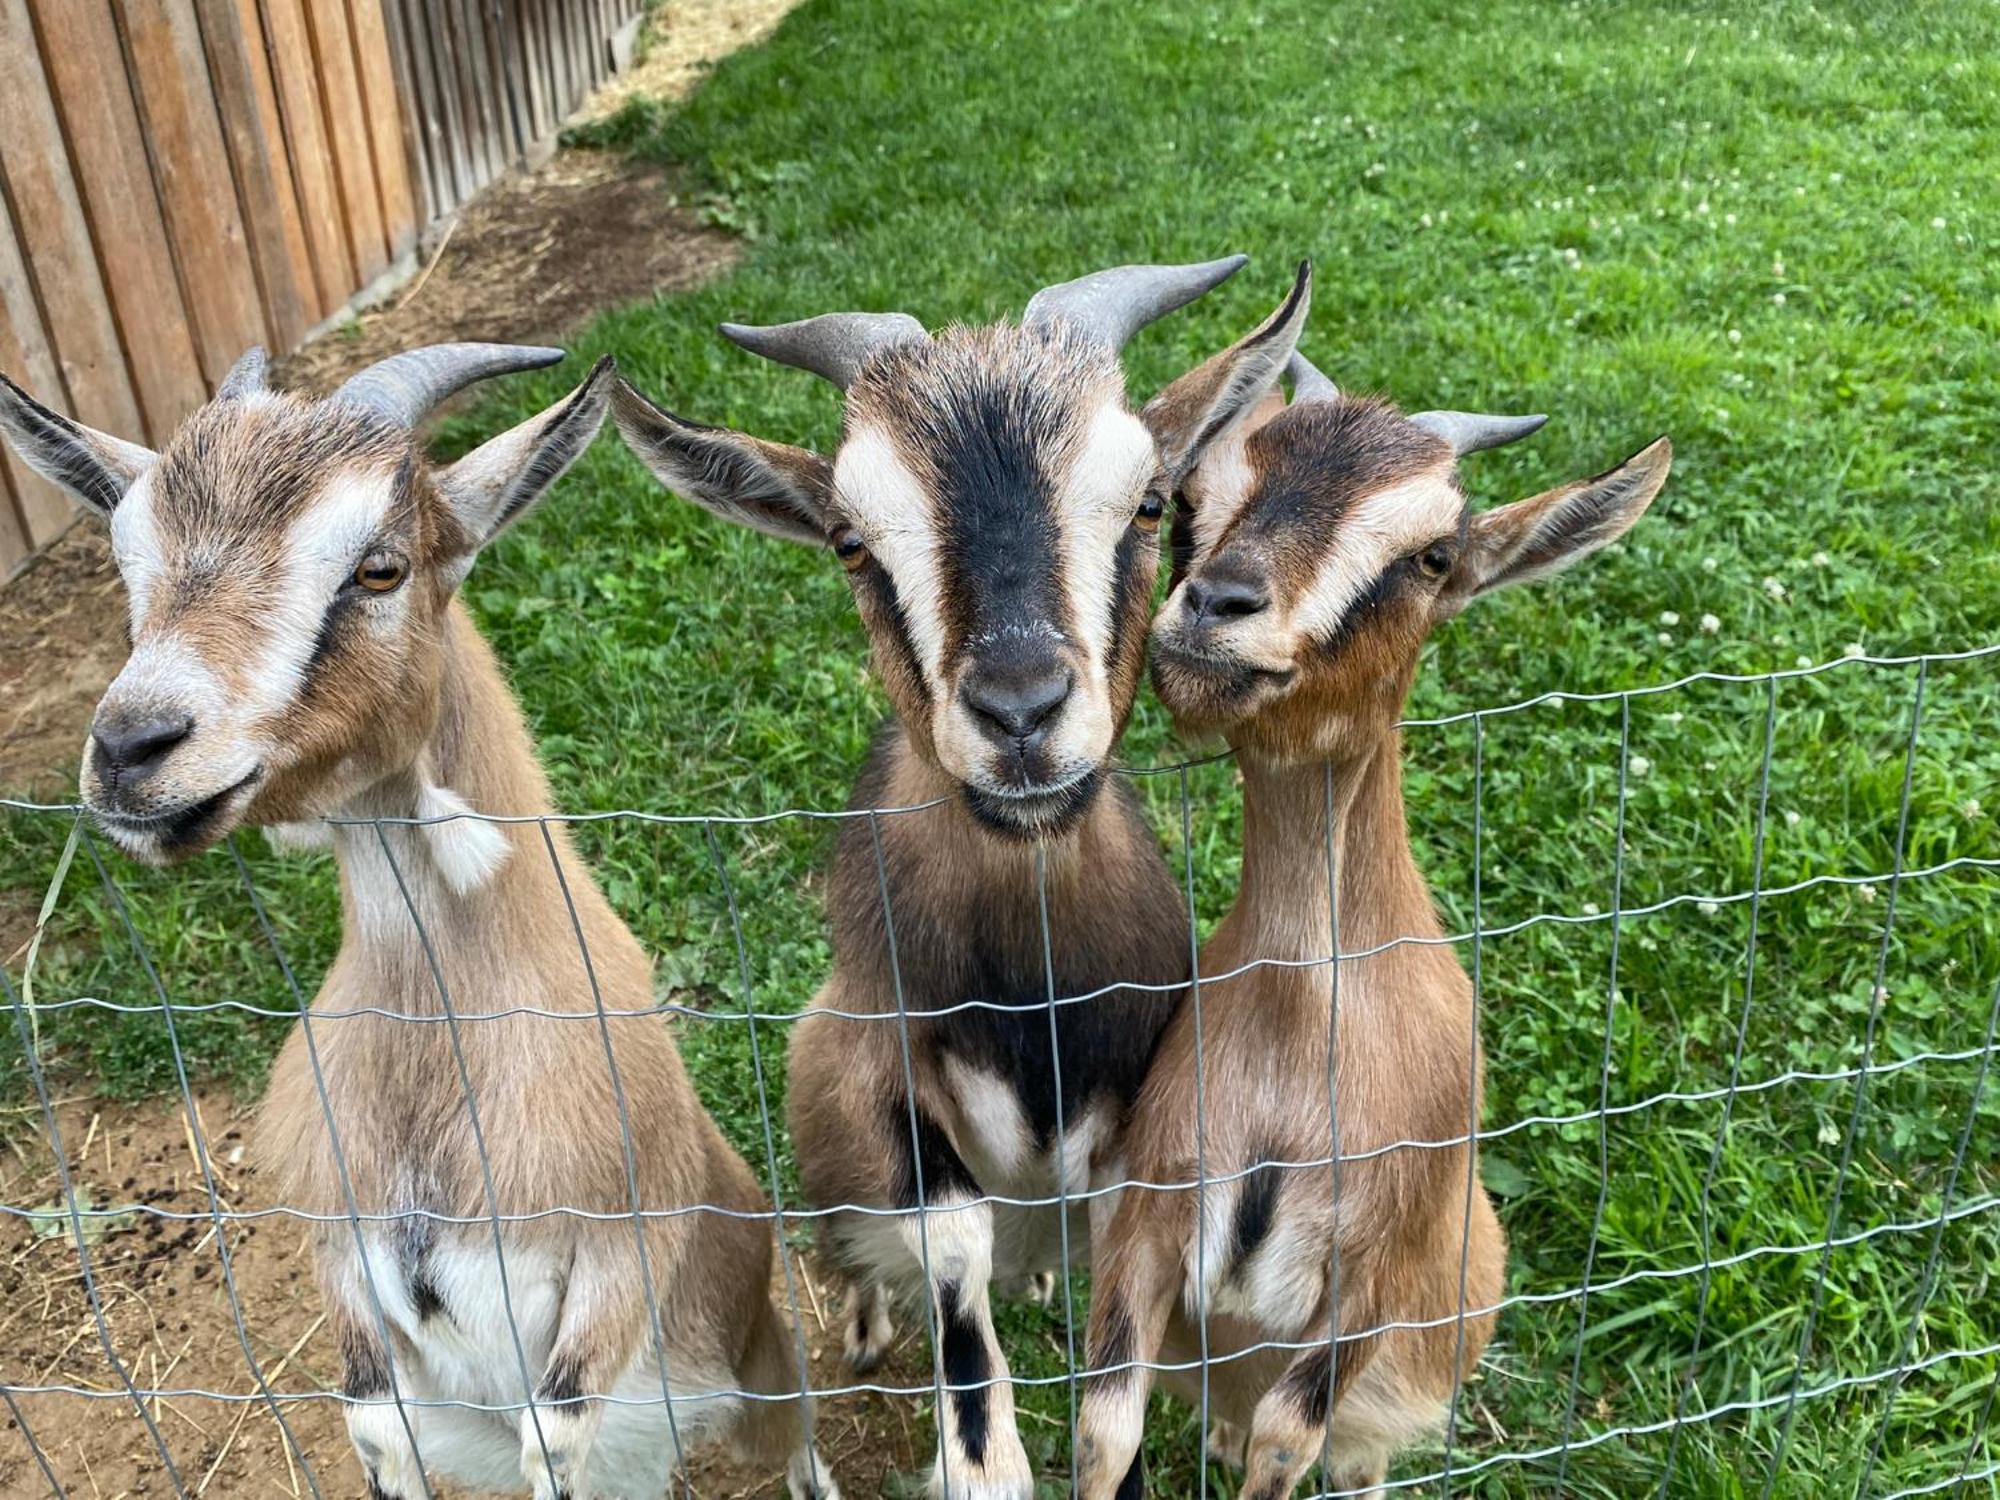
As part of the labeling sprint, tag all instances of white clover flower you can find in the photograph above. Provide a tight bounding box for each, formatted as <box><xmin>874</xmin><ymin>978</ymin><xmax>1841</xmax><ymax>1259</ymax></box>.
<box><xmin>1857</xmin><ymin>883</ymin><xmax>1878</xmax><ymax>903</ymax></box>
<box><xmin>1811</xmin><ymin>551</ymin><xmax>1830</xmax><ymax>567</ymax></box>
<box><xmin>1702</xmin><ymin>556</ymin><xmax>1719</xmax><ymax>572</ymax></box>
<box><xmin>1727</xmin><ymin>328</ymin><xmax>1742</xmax><ymax>343</ymax></box>
<box><xmin>1724</xmin><ymin>212</ymin><xmax>1738</xmax><ymax>225</ymax></box>
<box><xmin>1844</xmin><ymin>642</ymin><xmax>1866</xmax><ymax>658</ymax></box>
<box><xmin>1829</xmin><ymin>171</ymin><xmax>1844</xmax><ymax>183</ymax></box>
<box><xmin>1697</xmin><ymin>200</ymin><xmax>1710</xmax><ymax>214</ymax></box>
<box><xmin>1785</xmin><ymin>810</ymin><xmax>1802</xmax><ymax>827</ymax></box>
<box><xmin>1630</xmin><ymin>755</ymin><xmax>1652</xmax><ymax>777</ymax></box>
<box><xmin>1666</xmin><ymin>711</ymin><xmax>1685</xmax><ymax>724</ymax></box>
<box><xmin>1962</xmin><ymin>799</ymin><xmax>1982</xmax><ymax>819</ymax></box>
<box><xmin>1700</xmin><ymin>613</ymin><xmax>1721</xmax><ymax>633</ymax></box>
<box><xmin>1795</xmin><ymin>654</ymin><xmax>1813</xmax><ymax>668</ymax></box>
<box><xmin>1772</xmin><ymin>290</ymin><xmax>1788</xmax><ymax>305</ymax></box>
<box><xmin>1582</xmin><ymin>901</ymin><xmax>1601</xmax><ymax>916</ymax></box>
<box><xmin>1656</xmin><ymin>631</ymin><xmax>1673</xmax><ymax>645</ymax></box>
<box><xmin>1661</xmin><ymin>610</ymin><xmax>1681</xmax><ymax>626</ymax></box>
<box><xmin>1763</xmin><ymin>576</ymin><xmax>1787</xmax><ymax>599</ymax></box>
<box><xmin>1817</xmin><ymin>1121</ymin><xmax>1842</xmax><ymax>1145</ymax></box>
<box><xmin>1697</xmin><ymin>900</ymin><xmax>1720</xmax><ymax>915</ymax></box>
<box><xmin>1931</xmin><ymin>216</ymin><xmax>1947</xmax><ymax>229</ymax></box>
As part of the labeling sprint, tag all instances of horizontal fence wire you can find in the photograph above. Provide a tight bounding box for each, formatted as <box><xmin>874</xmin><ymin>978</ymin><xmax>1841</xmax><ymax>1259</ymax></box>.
<box><xmin>2</xmin><ymin>641</ymin><xmax>1995</xmax><ymax>1498</ymax></box>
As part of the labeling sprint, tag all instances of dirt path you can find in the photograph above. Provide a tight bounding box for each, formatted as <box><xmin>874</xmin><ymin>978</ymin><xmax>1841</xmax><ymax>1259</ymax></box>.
<box><xmin>0</xmin><ymin>1092</ymin><xmax>919</xmax><ymax>1497</ymax></box>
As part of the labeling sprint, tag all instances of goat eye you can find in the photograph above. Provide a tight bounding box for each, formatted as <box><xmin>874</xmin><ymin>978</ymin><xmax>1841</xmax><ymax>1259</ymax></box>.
<box><xmin>354</xmin><ymin>556</ymin><xmax>406</xmax><ymax>593</ymax></box>
<box><xmin>832</xmin><ymin>527</ymin><xmax>869</xmax><ymax>572</ymax></box>
<box><xmin>1134</xmin><ymin>492</ymin><xmax>1165</xmax><ymax>533</ymax></box>
<box><xmin>1417</xmin><ymin>544</ymin><xmax>1452</xmax><ymax>580</ymax></box>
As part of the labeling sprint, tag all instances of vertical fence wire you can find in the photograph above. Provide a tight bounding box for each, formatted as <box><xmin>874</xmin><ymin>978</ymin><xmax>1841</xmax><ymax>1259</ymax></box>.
<box><xmin>1032</xmin><ymin>845</ymin><xmax>1084</xmax><ymax>1495</ymax></box>
<box><xmin>867</xmin><ymin>809</ymin><xmax>952</xmax><ymax>1491</ymax></box>
<box><xmin>1658</xmin><ymin>672</ymin><xmax>1782</xmax><ymax>1493</ymax></box>
<box><xmin>535</xmin><ymin>819</ymin><xmax>696</xmax><ymax>1499</ymax></box>
<box><xmin>1316</xmin><ymin>754</ymin><xmax>1347</xmax><ymax>1495</ymax></box>
<box><xmin>0</xmin><ymin>1381</ymin><xmax>67</xmax><ymax>1497</ymax></box>
<box><xmin>2</xmin><ymin>963</ymin><xmax>189</xmax><ymax>1496</ymax></box>
<box><xmin>225</xmin><ymin>835</ymin><xmax>440</xmax><ymax>1500</ymax></box>
<box><xmin>1760</xmin><ymin>659</ymin><xmax>1929</xmax><ymax>1496</ymax></box>
<box><xmin>704</xmin><ymin>820</ymin><xmax>828</xmax><ymax>1494</ymax></box>
<box><xmin>371</xmin><ymin>822</ymin><xmax>557</xmax><ymax>1480</ymax></box>
<box><xmin>1438</xmin><ymin>712</ymin><xmax>1487</xmax><ymax>1494</ymax></box>
<box><xmin>1551</xmin><ymin>692</ymin><xmax>1634</xmax><ymax>1494</ymax></box>
<box><xmin>1856</xmin><ymin>968</ymin><xmax>2000</xmax><ymax>1496</ymax></box>
<box><xmin>76</xmin><ymin>832</ymin><xmax>325</xmax><ymax>1499</ymax></box>
<box><xmin>1178</xmin><ymin>764</ymin><xmax>1215</xmax><ymax>1500</ymax></box>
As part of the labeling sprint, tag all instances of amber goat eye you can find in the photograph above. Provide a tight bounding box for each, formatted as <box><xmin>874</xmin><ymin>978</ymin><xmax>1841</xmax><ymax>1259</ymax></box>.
<box><xmin>1134</xmin><ymin>492</ymin><xmax>1166</xmax><ymax>533</ymax></box>
<box><xmin>354</xmin><ymin>556</ymin><xmax>406</xmax><ymax>593</ymax></box>
<box><xmin>833</xmin><ymin>527</ymin><xmax>869</xmax><ymax>572</ymax></box>
<box><xmin>1418</xmin><ymin>545</ymin><xmax>1452</xmax><ymax>579</ymax></box>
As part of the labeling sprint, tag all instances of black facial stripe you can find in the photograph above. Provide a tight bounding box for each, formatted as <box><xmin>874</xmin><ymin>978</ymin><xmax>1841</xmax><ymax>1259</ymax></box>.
<box><xmin>1311</xmin><ymin>565</ymin><xmax>1403</xmax><ymax>655</ymax></box>
<box><xmin>919</xmin><ymin>383</ymin><xmax>1074</xmax><ymax>662</ymax></box>
<box><xmin>864</xmin><ymin>566</ymin><xmax>931</xmax><ymax>701</ymax></box>
<box><xmin>1101</xmin><ymin>523</ymin><xmax>1142</xmax><ymax>689</ymax></box>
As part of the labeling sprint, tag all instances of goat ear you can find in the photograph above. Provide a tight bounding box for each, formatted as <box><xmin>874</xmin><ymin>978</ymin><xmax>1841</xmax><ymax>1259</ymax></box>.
<box><xmin>0</xmin><ymin>373</ymin><xmax>155</xmax><ymax>516</ymax></box>
<box><xmin>1142</xmin><ymin>259</ymin><xmax>1311</xmax><ymax>485</ymax></box>
<box><xmin>1464</xmin><ymin>437</ymin><xmax>1671</xmax><ymax>597</ymax></box>
<box><xmin>610</xmin><ymin>375</ymin><xmax>833</xmax><ymax>547</ymax></box>
<box><xmin>434</xmin><ymin>355</ymin><xmax>613</xmax><ymax>553</ymax></box>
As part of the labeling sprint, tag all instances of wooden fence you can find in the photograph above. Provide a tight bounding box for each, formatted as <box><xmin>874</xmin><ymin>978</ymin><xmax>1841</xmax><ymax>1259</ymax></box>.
<box><xmin>0</xmin><ymin>0</ymin><xmax>645</xmax><ymax>576</ymax></box>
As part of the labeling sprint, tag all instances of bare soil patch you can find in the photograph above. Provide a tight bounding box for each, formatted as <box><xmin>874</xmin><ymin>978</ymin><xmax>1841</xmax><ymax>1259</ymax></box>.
<box><xmin>0</xmin><ymin>1093</ymin><xmax>920</xmax><ymax>1497</ymax></box>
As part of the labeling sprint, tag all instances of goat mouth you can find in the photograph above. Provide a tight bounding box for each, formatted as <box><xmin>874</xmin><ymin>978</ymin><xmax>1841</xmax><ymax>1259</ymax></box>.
<box><xmin>90</xmin><ymin>769</ymin><xmax>264</xmax><ymax>860</ymax></box>
<box><xmin>1150</xmin><ymin>644</ymin><xmax>1295</xmax><ymax>723</ymax></box>
<box><xmin>961</xmin><ymin>769</ymin><xmax>1103</xmax><ymax>840</ymax></box>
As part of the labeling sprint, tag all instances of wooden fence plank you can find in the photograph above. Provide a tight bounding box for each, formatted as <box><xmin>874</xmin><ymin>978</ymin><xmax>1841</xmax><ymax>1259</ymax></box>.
<box><xmin>301</xmin><ymin>0</ymin><xmax>387</xmax><ymax>281</ymax></box>
<box><xmin>118</xmin><ymin>0</ymin><xmax>270</xmax><ymax>385</ymax></box>
<box><xmin>514</xmin><ymin>0</ymin><xmax>550</xmax><ymax>143</ymax></box>
<box><xmin>379</xmin><ymin>0</ymin><xmax>443</xmax><ymax>224</ymax></box>
<box><xmin>194</xmin><ymin>0</ymin><xmax>318</xmax><ymax>343</ymax></box>
<box><xmin>346</xmin><ymin>0</ymin><xmax>419</xmax><ymax>259</ymax></box>
<box><xmin>258</xmin><ymin>0</ymin><xmax>357</xmax><ymax>310</ymax></box>
<box><xmin>0</xmin><ymin>182</ymin><xmax>83</xmax><ymax>546</ymax></box>
<box><xmin>452</xmin><ymin>0</ymin><xmax>503</xmax><ymax>190</ymax></box>
<box><xmin>0</xmin><ymin>464</ymin><xmax>31</xmax><ymax>573</ymax></box>
<box><xmin>424</xmin><ymin>0</ymin><xmax>481</xmax><ymax>204</ymax></box>
<box><xmin>31</xmin><ymin>0</ymin><xmax>207</xmax><ymax>439</ymax></box>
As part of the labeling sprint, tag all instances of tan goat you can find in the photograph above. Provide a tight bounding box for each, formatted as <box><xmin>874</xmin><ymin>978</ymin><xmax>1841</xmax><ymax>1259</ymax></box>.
<box><xmin>1074</xmin><ymin>349</ymin><xmax>1671</xmax><ymax>1498</ymax></box>
<box><xmin>0</xmin><ymin>347</ymin><xmax>838</xmax><ymax>1500</ymax></box>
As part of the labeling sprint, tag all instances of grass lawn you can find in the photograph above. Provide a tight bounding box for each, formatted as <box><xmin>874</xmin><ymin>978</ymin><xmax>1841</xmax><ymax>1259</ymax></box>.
<box><xmin>4</xmin><ymin>0</ymin><xmax>1997</xmax><ymax>1495</ymax></box>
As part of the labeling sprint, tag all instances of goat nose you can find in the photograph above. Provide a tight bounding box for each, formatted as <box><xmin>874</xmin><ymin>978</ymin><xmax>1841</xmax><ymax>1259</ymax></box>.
<box><xmin>91</xmin><ymin>712</ymin><xmax>194</xmax><ymax>783</ymax></box>
<box><xmin>961</xmin><ymin>664</ymin><xmax>1074</xmax><ymax>746</ymax></box>
<box><xmin>1184</xmin><ymin>575</ymin><xmax>1269</xmax><ymax>624</ymax></box>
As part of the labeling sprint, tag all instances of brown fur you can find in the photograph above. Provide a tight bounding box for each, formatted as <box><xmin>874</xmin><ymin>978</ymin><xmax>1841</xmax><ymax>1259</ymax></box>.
<box><xmin>1078</xmin><ymin>388</ymin><xmax>1670</xmax><ymax>1498</ymax></box>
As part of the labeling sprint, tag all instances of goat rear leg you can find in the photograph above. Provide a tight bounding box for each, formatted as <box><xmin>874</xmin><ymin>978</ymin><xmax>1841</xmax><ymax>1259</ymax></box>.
<box><xmin>1074</xmin><ymin>1220</ymin><xmax>1177</xmax><ymax>1500</ymax></box>
<box><xmin>842</xmin><ymin>1276</ymin><xmax>896</xmax><ymax>1376</ymax></box>
<box><xmin>901</xmin><ymin>1195</ymin><xmax>1032</xmax><ymax>1499</ymax></box>
<box><xmin>1239</xmin><ymin>1327</ymin><xmax>1379</xmax><ymax>1500</ymax></box>
<box><xmin>519</xmin><ymin>1239</ymin><xmax>646</xmax><ymax>1500</ymax></box>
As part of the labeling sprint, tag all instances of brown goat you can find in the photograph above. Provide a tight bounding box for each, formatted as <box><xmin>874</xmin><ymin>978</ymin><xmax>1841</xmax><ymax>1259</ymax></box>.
<box><xmin>1075</xmin><ymin>350</ymin><xmax>1672</xmax><ymax>1498</ymax></box>
<box><xmin>0</xmin><ymin>347</ymin><xmax>838</xmax><ymax>1500</ymax></box>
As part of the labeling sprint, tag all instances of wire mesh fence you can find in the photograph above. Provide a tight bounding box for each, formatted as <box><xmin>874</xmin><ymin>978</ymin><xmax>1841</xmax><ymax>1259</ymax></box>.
<box><xmin>1</xmin><ymin>642</ymin><xmax>1995</xmax><ymax>1498</ymax></box>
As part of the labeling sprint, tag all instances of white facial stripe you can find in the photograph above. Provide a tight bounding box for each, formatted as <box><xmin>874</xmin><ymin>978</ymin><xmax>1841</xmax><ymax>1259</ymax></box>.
<box><xmin>106</xmin><ymin>633</ymin><xmax>227</xmax><ymax>725</ymax></box>
<box><xmin>1291</xmin><ymin>473</ymin><xmax>1462</xmax><ymax>641</ymax></box>
<box><xmin>1055</xmin><ymin>404</ymin><xmax>1153</xmax><ymax>666</ymax></box>
<box><xmin>110</xmin><ymin>472</ymin><xmax>164</xmax><ymax>627</ymax></box>
<box><xmin>1183</xmin><ymin>424</ymin><xmax>1258</xmax><ymax>561</ymax></box>
<box><xmin>833</xmin><ymin>425</ymin><xmax>950</xmax><ymax>677</ymax></box>
<box><xmin>241</xmin><ymin>468</ymin><xmax>400</xmax><ymax>712</ymax></box>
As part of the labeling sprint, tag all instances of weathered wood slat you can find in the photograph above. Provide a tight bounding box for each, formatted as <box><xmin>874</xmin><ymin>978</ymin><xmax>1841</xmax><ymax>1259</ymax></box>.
<box><xmin>0</xmin><ymin>184</ymin><xmax>77</xmax><ymax>550</ymax></box>
<box><xmin>301</xmin><ymin>0</ymin><xmax>388</xmax><ymax>281</ymax></box>
<box><xmin>119</xmin><ymin>0</ymin><xmax>271</xmax><ymax>386</ymax></box>
<box><xmin>346</xmin><ymin>0</ymin><xmax>420</xmax><ymax>260</ymax></box>
<box><xmin>0</xmin><ymin>464</ymin><xmax>31</xmax><ymax>571</ymax></box>
<box><xmin>378</xmin><ymin>0</ymin><xmax>443</xmax><ymax>223</ymax></box>
<box><xmin>31</xmin><ymin>0</ymin><xmax>207</xmax><ymax>438</ymax></box>
<box><xmin>259</xmin><ymin>0</ymin><xmax>357</xmax><ymax>309</ymax></box>
<box><xmin>193</xmin><ymin>0</ymin><xmax>318</xmax><ymax>343</ymax></box>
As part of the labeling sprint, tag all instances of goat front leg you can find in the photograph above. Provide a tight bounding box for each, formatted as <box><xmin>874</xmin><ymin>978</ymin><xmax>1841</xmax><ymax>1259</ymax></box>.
<box><xmin>519</xmin><ymin>1234</ymin><xmax>646</xmax><ymax>1500</ymax></box>
<box><xmin>331</xmin><ymin>1294</ymin><xmax>426</xmax><ymax>1500</ymax></box>
<box><xmin>1074</xmin><ymin>1206</ymin><xmax>1178</xmax><ymax>1500</ymax></box>
<box><xmin>896</xmin><ymin>1150</ymin><xmax>1031</xmax><ymax>1499</ymax></box>
<box><xmin>1238</xmin><ymin>1318</ymin><xmax>1381</xmax><ymax>1500</ymax></box>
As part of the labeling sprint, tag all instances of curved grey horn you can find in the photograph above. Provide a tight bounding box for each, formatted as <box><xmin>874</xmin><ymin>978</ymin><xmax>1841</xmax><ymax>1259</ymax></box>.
<box><xmin>1022</xmin><ymin>255</ymin><xmax>1248</xmax><ymax>351</ymax></box>
<box><xmin>1286</xmin><ymin>351</ymin><xmax>1340</xmax><ymax>406</ymax></box>
<box><xmin>331</xmin><ymin>342</ymin><xmax>566</xmax><ymax>428</ymax></box>
<box><xmin>217</xmin><ymin>346</ymin><xmax>269</xmax><ymax>400</ymax></box>
<box><xmin>1408</xmin><ymin>408</ymin><xmax>1549</xmax><ymax>456</ymax></box>
<box><xmin>719</xmin><ymin>312</ymin><xmax>929</xmax><ymax>390</ymax></box>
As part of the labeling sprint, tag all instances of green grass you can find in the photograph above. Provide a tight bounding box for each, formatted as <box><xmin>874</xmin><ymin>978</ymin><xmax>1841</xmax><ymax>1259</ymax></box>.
<box><xmin>4</xmin><ymin>0</ymin><xmax>1997</xmax><ymax>1494</ymax></box>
